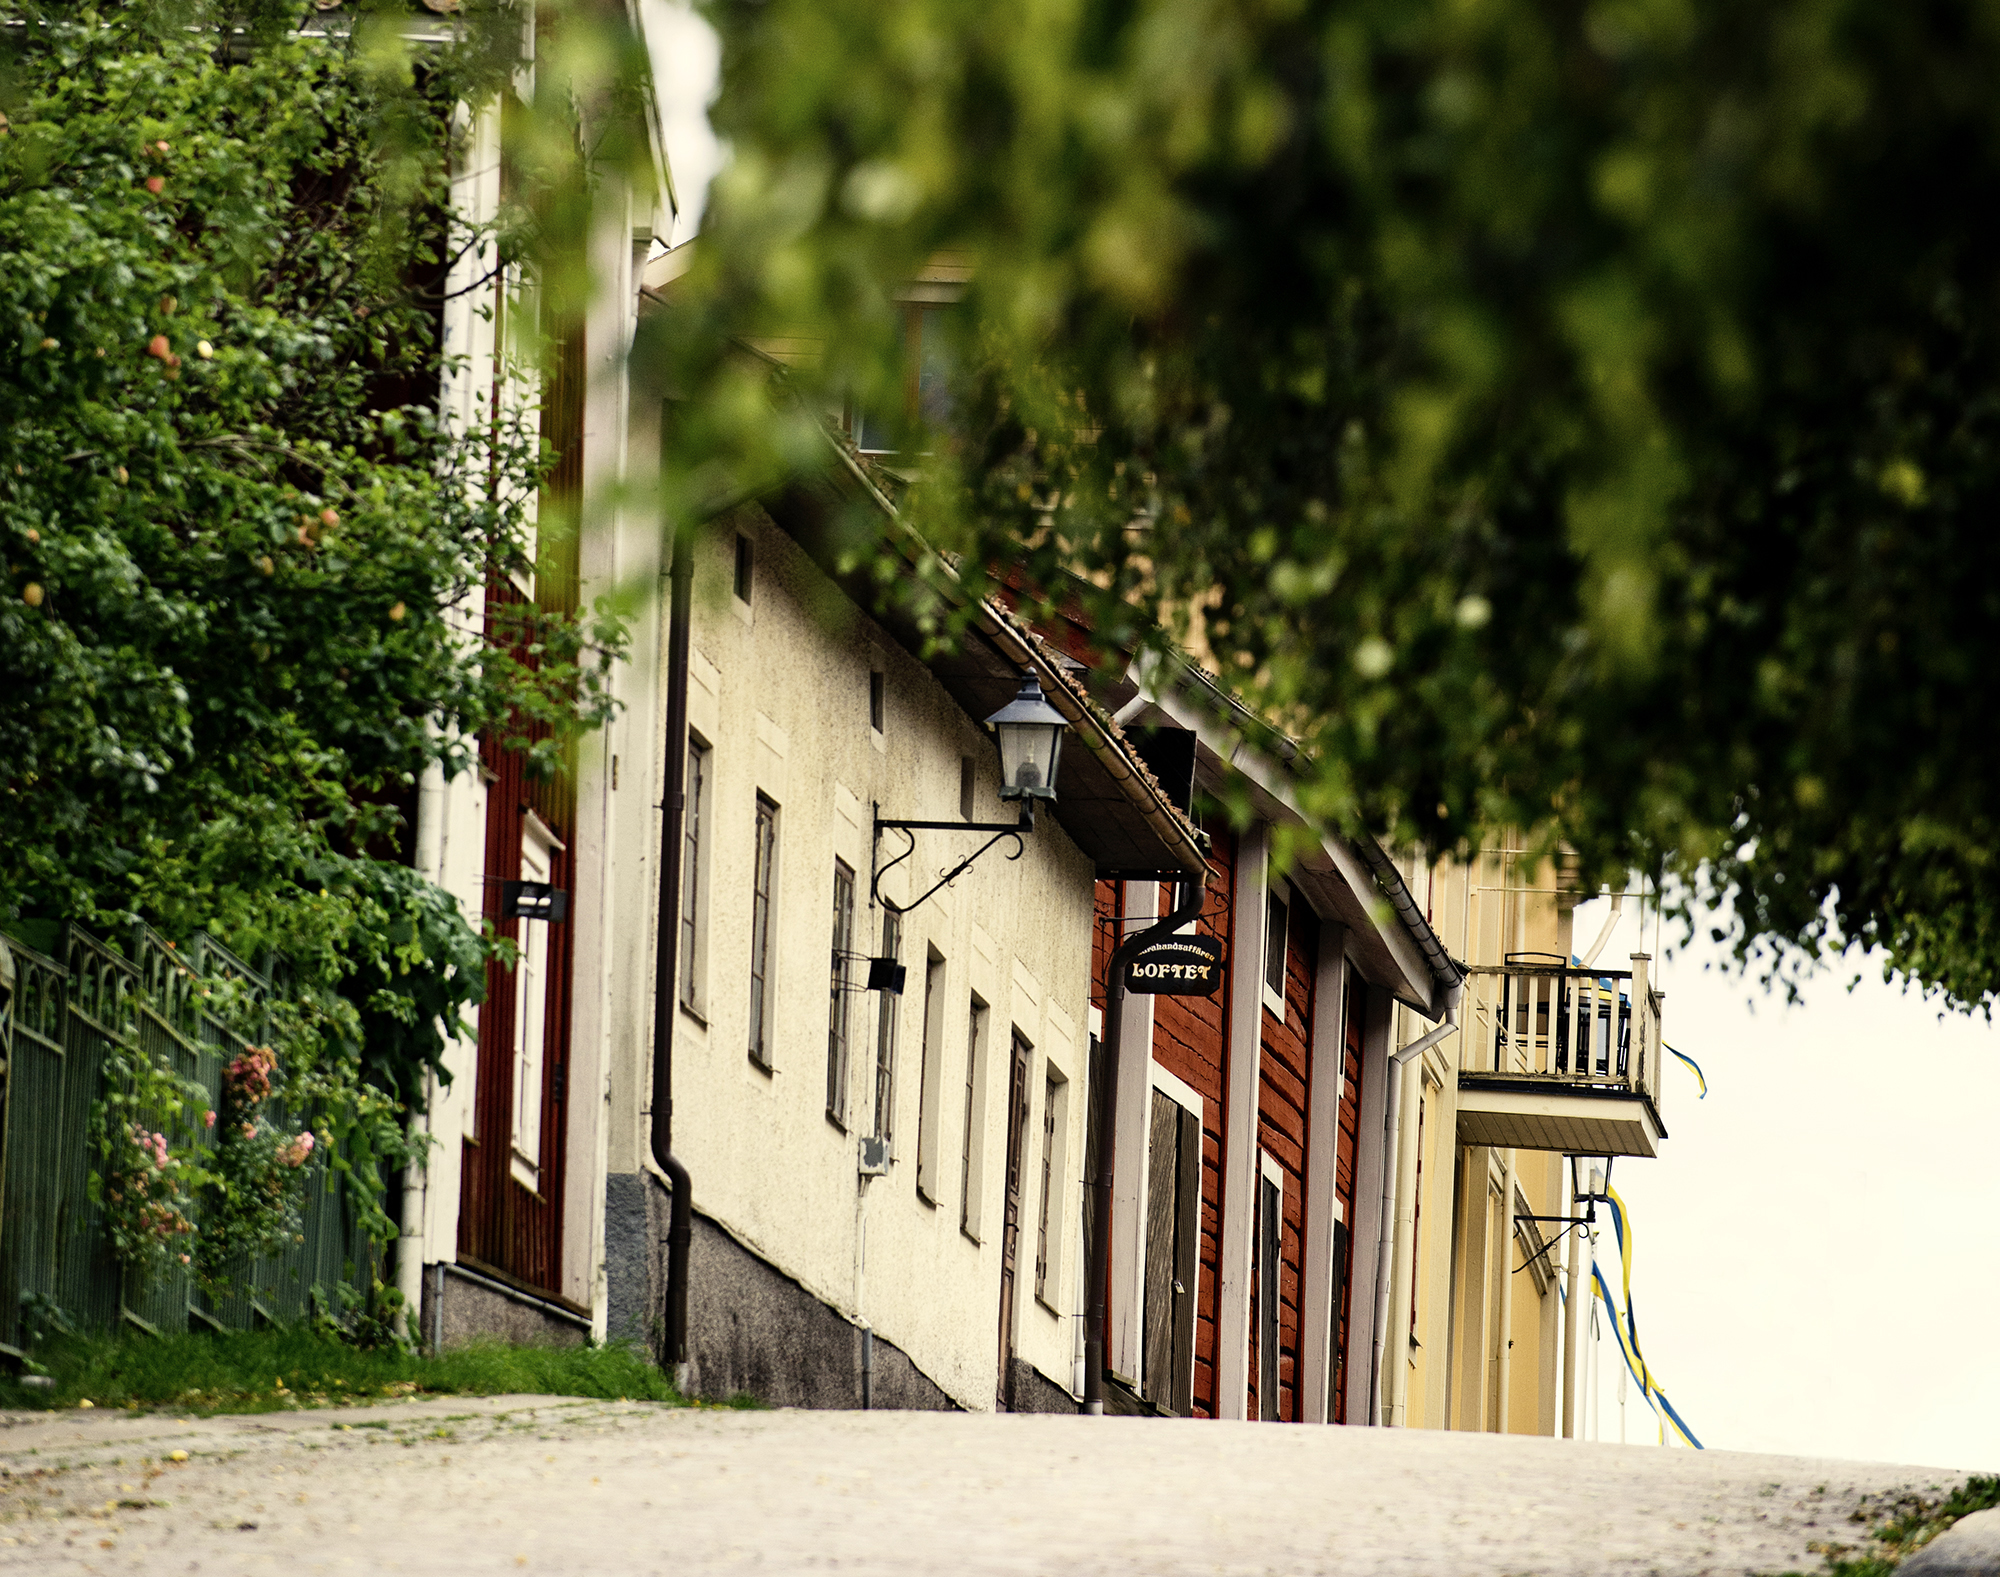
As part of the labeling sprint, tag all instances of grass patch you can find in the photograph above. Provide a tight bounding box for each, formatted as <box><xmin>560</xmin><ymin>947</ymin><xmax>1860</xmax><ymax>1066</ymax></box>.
<box><xmin>1780</xmin><ymin>1475</ymin><xmax>2000</xmax><ymax>1576</ymax></box>
<box><xmin>0</xmin><ymin>1328</ymin><xmax>694</xmax><ymax>1416</ymax></box>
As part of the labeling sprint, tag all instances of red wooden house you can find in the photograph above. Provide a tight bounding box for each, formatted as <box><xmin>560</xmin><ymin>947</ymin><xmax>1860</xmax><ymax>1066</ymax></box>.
<box><xmin>1088</xmin><ymin>668</ymin><xmax>1460</xmax><ymax>1423</ymax></box>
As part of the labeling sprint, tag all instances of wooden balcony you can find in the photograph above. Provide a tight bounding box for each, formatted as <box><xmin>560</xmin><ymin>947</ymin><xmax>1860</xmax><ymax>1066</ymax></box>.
<box><xmin>1455</xmin><ymin>956</ymin><xmax>1666</xmax><ymax>1158</ymax></box>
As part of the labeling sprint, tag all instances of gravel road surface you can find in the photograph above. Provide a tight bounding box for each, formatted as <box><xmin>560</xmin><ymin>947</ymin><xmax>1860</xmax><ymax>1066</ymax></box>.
<box><xmin>0</xmin><ymin>1395</ymin><xmax>1976</xmax><ymax>1576</ymax></box>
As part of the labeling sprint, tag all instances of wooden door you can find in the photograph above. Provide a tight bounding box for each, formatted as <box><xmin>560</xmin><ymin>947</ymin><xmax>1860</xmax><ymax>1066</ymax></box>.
<box><xmin>1143</xmin><ymin>1089</ymin><xmax>1201</xmax><ymax>1415</ymax></box>
<box><xmin>995</xmin><ymin>1030</ymin><xmax>1032</xmax><ymax>1409</ymax></box>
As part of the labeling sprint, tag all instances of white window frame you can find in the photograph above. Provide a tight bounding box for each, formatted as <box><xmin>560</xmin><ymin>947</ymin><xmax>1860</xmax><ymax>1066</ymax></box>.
<box><xmin>1256</xmin><ymin>1147</ymin><xmax>1286</xmax><ymax>1420</ymax></box>
<box><xmin>1262</xmin><ymin>875</ymin><xmax>1292</xmax><ymax>1020</ymax></box>
<box><xmin>915</xmin><ymin>950</ymin><xmax>947</xmax><ymax>1203</ymax></box>
<box><xmin>960</xmin><ymin>993</ymin><xmax>990</xmax><ymax>1242</ymax></box>
<box><xmin>510</xmin><ymin>810</ymin><xmax>563</xmax><ymax>1191</ymax></box>
<box><xmin>748</xmin><ymin>793</ymin><xmax>780</xmax><ymax>1070</ymax></box>
<box><xmin>1034</xmin><ymin>1059</ymin><xmax>1070</xmax><ymax>1313</ymax></box>
<box><xmin>679</xmin><ymin>733</ymin><xmax>711</xmax><ymax>1020</ymax></box>
<box><xmin>827</xmin><ymin>859</ymin><xmax>857</xmax><ymax>1128</ymax></box>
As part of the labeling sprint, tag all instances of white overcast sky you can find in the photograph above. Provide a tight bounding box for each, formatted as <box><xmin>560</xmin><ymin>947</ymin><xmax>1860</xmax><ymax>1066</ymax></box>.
<box><xmin>644</xmin><ymin>1</ymin><xmax>723</xmax><ymax>245</ymax></box>
<box><xmin>640</xmin><ymin>3</ymin><xmax>2000</xmax><ymax>1477</ymax></box>
<box><xmin>1572</xmin><ymin>893</ymin><xmax>2000</xmax><ymax>1471</ymax></box>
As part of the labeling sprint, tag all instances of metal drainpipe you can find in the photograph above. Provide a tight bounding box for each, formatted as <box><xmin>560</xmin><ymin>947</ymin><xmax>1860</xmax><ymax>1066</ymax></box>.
<box><xmin>1368</xmin><ymin>994</ymin><xmax>1459</xmax><ymax>1426</ymax></box>
<box><xmin>1493</xmin><ymin>1148</ymin><xmax>1516</xmax><ymax>1432</ymax></box>
<box><xmin>1562</xmin><ymin>1175</ymin><xmax>1584</xmax><ymax>1438</ymax></box>
<box><xmin>399</xmin><ymin>761</ymin><xmax>448</xmax><ymax>1338</ymax></box>
<box><xmin>648</xmin><ymin>522</ymin><xmax>695</xmax><ymax>1388</ymax></box>
<box><xmin>1081</xmin><ymin>875</ymin><xmax>1206</xmax><ymax>1415</ymax></box>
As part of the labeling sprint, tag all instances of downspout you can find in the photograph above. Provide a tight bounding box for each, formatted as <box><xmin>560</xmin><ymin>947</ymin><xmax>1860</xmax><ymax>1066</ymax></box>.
<box><xmin>399</xmin><ymin>761</ymin><xmax>449</xmax><ymax>1341</ymax></box>
<box><xmin>1081</xmin><ymin>876</ymin><xmax>1206</xmax><ymax>1414</ymax></box>
<box><xmin>1562</xmin><ymin>1179</ymin><xmax>1584</xmax><ymax>1438</ymax></box>
<box><xmin>1494</xmin><ymin>1150</ymin><xmax>1516</xmax><ymax>1432</ymax></box>
<box><xmin>648</xmin><ymin>522</ymin><xmax>695</xmax><ymax>1386</ymax></box>
<box><xmin>1367</xmin><ymin>992</ymin><xmax>1460</xmax><ymax>1426</ymax></box>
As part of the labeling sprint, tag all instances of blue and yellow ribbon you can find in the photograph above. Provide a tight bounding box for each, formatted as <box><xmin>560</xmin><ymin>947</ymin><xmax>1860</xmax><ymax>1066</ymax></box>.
<box><xmin>1666</xmin><ymin>1043</ymin><xmax>1707</xmax><ymax>1098</ymax></box>
<box><xmin>1590</xmin><ymin>1186</ymin><xmax>1702</xmax><ymax>1448</ymax></box>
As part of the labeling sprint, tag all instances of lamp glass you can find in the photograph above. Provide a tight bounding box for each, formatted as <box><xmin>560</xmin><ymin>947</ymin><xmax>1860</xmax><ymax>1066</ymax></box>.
<box><xmin>986</xmin><ymin>676</ymin><xmax>1069</xmax><ymax>802</ymax></box>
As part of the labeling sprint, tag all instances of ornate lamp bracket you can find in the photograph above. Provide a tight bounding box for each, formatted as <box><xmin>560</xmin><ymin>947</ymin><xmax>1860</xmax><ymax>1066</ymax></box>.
<box><xmin>870</xmin><ymin>803</ymin><xmax>1034</xmax><ymax>916</ymax></box>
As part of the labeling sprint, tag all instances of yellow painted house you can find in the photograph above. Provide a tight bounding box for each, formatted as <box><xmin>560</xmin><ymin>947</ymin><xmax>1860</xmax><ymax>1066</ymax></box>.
<box><xmin>1374</xmin><ymin>844</ymin><xmax>1667</xmax><ymax>1439</ymax></box>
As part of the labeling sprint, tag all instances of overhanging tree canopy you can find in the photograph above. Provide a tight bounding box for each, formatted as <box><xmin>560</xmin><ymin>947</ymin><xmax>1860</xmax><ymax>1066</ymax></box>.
<box><xmin>641</xmin><ymin>0</ymin><xmax>2000</xmax><ymax>1009</ymax></box>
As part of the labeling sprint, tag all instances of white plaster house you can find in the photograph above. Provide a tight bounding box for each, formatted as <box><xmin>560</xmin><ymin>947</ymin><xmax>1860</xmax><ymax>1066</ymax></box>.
<box><xmin>597</xmin><ymin>461</ymin><xmax>1210</xmax><ymax>1409</ymax></box>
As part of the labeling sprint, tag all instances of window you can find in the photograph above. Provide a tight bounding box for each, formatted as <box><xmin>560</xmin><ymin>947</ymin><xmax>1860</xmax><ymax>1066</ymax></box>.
<box><xmin>826</xmin><ymin>860</ymin><xmax>856</xmax><ymax>1125</ymax></box>
<box><xmin>872</xmin><ymin>911</ymin><xmax>901</xmax><ymax>1142</ymax></box>
<box><xmin>854</xmin><ymin>303</ymin><xmax>955</xmax><ymax>454</ymax></box>
<box><xmin>958</xmin><ymin>755</ymin><xmax>975</xmax><ymax>820</ymax></box>
<box><xmin>915</xmin><ymin>952</ymin><xmax>946</xmax><ymax>1203</ymax></box>
<box><xmin>960</xmin><ymin>995</ymin><xmax>989</xmax><ymax>1239</ymax></box>
<box><xmin>733</xmin><ymin>532</ymin><xmax>754</xmax><ymax>604</ymax></box>
<box><xmin>869</xmin><ymin>670</ymin><xmax>885</xmax><ymax>734</ymax></box>
<box><xmin>679</xmin><ymin>737</ymin><xmax>710</xmax><ymax>1015</ymax></box>
<box><xmin>1328</xmin><ymin>1218</ymin><xmax>1352</xmax><ymax>1424</ymax></box>
<box><xmin>996</xmin><ymin>1028</ymin><xmax>1034</xmax><ymax>1407</ymax></box>
<box><xmin>510</xmin><ymin>813</ymin><xmax>560</xmax><ymax>1191</ymax></box>
<box><xmin>913</xmin><ymin>304</ymin><xmax>955</xmax><ymax>429</ymax></box>
<box><xmin>1263</xmin><ymin>880</ymin><xmax>1290</xmax><ymax>1016</ymax></box>
<box><xmin>747</xmin><ymin>796</ymin><xmax>778</xmax><ymax>1069</ymax></box>
<box><xmin>1034</xmin><ymin>1067</ymin><xmax>1068</xmax><ymax>1308</ymax></box>
<box><xmin>1256</xmin><ymin>1160</ymin><xmax>1283</xmax><ymax>1420</ymax></box>
<box><xmin>1080</xmin><ymin>1035</ymin><xmax>1103</xmax><ymax>1304</ymax></box>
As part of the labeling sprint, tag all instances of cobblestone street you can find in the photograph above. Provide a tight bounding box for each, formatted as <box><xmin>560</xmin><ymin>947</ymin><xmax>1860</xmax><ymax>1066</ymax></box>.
<box><xmin>0</xmin><ymin>1396</ymin><xmax>1975</xmax><ymax>1576</ymax></box>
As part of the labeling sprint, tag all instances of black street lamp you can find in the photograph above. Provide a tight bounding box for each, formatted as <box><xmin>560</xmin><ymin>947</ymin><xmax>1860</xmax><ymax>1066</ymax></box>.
<box><xmin>988</xmin><ymin>674</ymin><xmax>1068</xmax><ymax>805</ymax></box>
<box><xmin>870</xmin><ymin>670</ymin><xmax>1073</xmax><ymax>916</ymax></box>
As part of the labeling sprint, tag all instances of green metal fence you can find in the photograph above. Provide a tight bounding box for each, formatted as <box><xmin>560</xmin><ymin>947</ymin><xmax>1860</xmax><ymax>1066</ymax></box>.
<box><xmin>0</xmin><ymin>922</ymin><xmax>376</xmax><ymax>1353</ymax></box>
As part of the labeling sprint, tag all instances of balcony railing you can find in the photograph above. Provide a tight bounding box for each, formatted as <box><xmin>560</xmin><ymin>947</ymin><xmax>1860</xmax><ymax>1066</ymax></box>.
<box><xmin>1454</xmin><ymin>954</ymin><xmax>1665</xmax><ymax>1156</ymax></box>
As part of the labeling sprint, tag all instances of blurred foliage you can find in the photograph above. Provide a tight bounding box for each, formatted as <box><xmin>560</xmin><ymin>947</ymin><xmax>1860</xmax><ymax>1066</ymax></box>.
<box><xmin>615</xmin><ymin>0</ymin><xmax>2000</xmax><ymax>1010</ymax></box>
<box><xmin>0</xmin><ymin>2</ymin><xmax>625</xmax><ymax>1121</ymax></box>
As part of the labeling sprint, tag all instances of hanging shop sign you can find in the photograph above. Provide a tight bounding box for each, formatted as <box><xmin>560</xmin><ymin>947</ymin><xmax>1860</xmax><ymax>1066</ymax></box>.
<box><xmin>1124</xmin><ymin>935</ymin><xmax>1224</xmax><ymax>996</ymax></box>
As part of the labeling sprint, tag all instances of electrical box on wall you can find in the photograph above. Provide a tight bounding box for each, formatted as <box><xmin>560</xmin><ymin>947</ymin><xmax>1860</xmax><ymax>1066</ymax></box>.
<box><xmin>501</xmin><ymin>880</ymin><xmax>569</xmax><ymax>924</ymax></box>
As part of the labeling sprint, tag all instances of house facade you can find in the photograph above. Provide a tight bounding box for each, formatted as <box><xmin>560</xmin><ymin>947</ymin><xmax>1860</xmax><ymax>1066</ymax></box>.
<box><xmin>590</xmin><ymin>473</ymin><xmax>1208</xmax><ymax>1409</ymax></box>
<box><xmin>1078</xmin><ymin>664</ymin><xmax>1461</xmax><ymax>1424</ymax></box>
<box><xmin>1370</xmin><ymin>845</ymin><xmax>1668</xmax><ymax>1437</ymax></box>
<box><xmin>389</xmin><ymin>31</ymin><xmax>673</xmax><ymax>1350</ymax></box>
<box><xmin>377</xmin><ymin>13</ymin><xmax>1677</xmax><ymax>1431</ymax></box>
